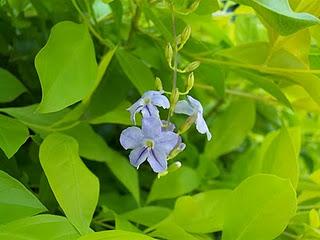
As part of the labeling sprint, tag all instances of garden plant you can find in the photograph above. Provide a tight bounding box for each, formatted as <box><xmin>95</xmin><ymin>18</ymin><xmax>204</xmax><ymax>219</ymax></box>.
<box><xmin>1</xmin><ymin>0</ymin><xmax>320</xmax><ymax>239</ymax></box>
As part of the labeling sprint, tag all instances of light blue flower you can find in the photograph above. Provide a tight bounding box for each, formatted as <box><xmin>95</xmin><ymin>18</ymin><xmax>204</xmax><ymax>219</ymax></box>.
<box><xmin>175</xmin><ymin>95</ymin><xmax>212</xmax><ymax>140</ymax></box>
<box><xmin>127</xmin><ymin>91</ymin><xmax>170</xmax><ymax>124</ymax></box>
<box><xmin>120</xmin><ymin>117</ymin><xmax>179</xmax><ymax>173</ymax></box>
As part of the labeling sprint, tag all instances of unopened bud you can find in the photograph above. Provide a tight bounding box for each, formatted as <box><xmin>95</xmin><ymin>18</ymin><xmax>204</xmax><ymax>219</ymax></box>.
<box><xmin>158</xmin><ymin>170</ymin><xmax>168</xmax><ymax>178</ymax></box>
<box><xmin>165</xmin><ymin>43</ymin><xmax>173</xmax><ymax>65</ymax></box>
<box><xmin>186</xmin><ymin>72</ymin><xmax>194</xmax><ymax>92</ymax></box>
<box><xmin>175</xmin><ymin>34</ymin><xmax>182</xmax><ymax>46</ymax></box>
<box><xmin>169</xmin><ymin>88</ymin><xmax>180</xmax><ymax>117</ymax></box>
<box><xmin>155</xmin><ymin>77</ymin><xmax>163</xmax><ymax>91</ymax></box>
<box><xmin>184</xmin><ymin>61</ymin><xmax>200</xmax><ymax>72</ymax></box>
<box><xmin>189</xmin><ymin>0</ymin><xmax>200</xmax><ymax>12</ymax></box>
<box><xmin>179</xmin><ymin>114</ymin><xmax>197</xmax><ymax>134</ymax></box>
<box><xmin>178</xmin><ymin>25</ymin><xmax>191</xmax><ymax>50</ymax></box>
<box><xmin>168</xmin><ymin>143</ymin><xmax>186</xmax><ymax>160</ymax></box>
<box><xmin>168</xmin><ymin>161</ymin><xmax>182</xmax><ymax>172</ymax></box>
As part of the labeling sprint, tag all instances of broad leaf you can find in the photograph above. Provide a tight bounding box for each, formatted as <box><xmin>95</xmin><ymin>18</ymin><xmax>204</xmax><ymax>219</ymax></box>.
<box><xmin>260</xmin><ymin>127</ymin><xmax>300</xmax><ymax>188</ymax></box>
<box><xmin>78</xmin><ymin>230</ymin><xmax>155</xmax><ymax>240</ymax></box>
<box><xmin>147</xmin><ymin>167</ymin><xmax>200</xmax><ymax>203</ymax></box>
<box><xmin>35</xmin><ymin>21</ymin><xmax>97</xmax><ymax>113</ymax></box>
<box><xmin>116</xmin><ymin>48</ymin><xmax>154</xmax><ymax>94</ymax></box>
<box><xmin>204</xmin><ymin>99</ymin><xmax>255</xmax><ymax>159</ymax></box>
<box><xmin>235</xmin><ymin>0</ymin><xmax>320</xmax><ymax>35</ymax></box>
<box><xmin>0</xmin><ymin>170</ymin><xmax>46</xmax><ymax>224</ymax></box>
<box><xmin>39</xmin><ymin>133</ymin><xmax>99</xmax><ymax>234</ymax></box>
<box><xmin>122</xmin><ymin>207</ymin><xmax>171</xmax><ymax>227</ymax></box>
<box><xmin>0</xmin><ymin>214</ymin><xmax>80</xmax><ymax>240</ymax></box>
<box><xmin>222</xmin><ymin>174</ymin><xmax>297</xmax><ymax>240</ymax></box>
<box><xmin>0</xmin><ymin>114</ymin><xmax>29</xmax><ymax>158</ymax></box>
<box><xmin>173</xmin><ymin>189</ymin><xmax>232</xmax><ymax>233</ymax></box>
<box><xmin>0</xmin><ymin>68</ymin><xmax>26</xmax><ymax>103</ymax></box>
<box><xmin>64</xmin><ymin>124</ymin><xmax>140</xmax><ymax>204</ymax></box>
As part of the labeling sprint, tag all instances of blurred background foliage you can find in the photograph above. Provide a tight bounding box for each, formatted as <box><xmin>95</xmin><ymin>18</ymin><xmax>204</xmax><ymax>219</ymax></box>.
<box><xmin>1</xmin><ymin>0</ymin><xmax>320</xmax><ymax>239</ymax></box>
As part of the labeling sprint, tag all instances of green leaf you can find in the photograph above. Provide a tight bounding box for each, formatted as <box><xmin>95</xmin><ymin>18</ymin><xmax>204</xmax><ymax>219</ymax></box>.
<box><xmin>0</xmin><ymin>105</ymin><xmax>68</xmax><ymax>130</ymax></box>
<box><xmin>78</xmin><ymin>230</ymin><xmax>155</xmax><ymax>240</ymax></box>
<box><xmin>0</xmin><ymin>114</ymin><xmax>29</xmax><ymax>158</ymax></box>
<box><xmin>63</xmin><ymin>124</ymin><xmax>140</xmax><ymax>205</ymax></box>
<box><xmin>0</xmin><ymin>68</ymin><xmax>26</xmax><ymax>103</ymax></box>
<box><xmin>0</xmin><ymin>214</ymin><xmax>80</xmax><ymax>240</ymax></box>
<box><xmin>35</xmin><ymin>21</ymin><xmax>97</xmax><ymax>113</ymax></box>
<box><xmin>149</xmin><ymin>217</ymin><xmax>199</xmax><ymax>240</ymax></box>
<box><xmin>222</xmin><ymin>174</ymin><xmax>297</xmax><ymax>240</ymax></box>
<box><xmin>39</xmin><ymin>133</ymin><xmax>99</xmax><ymax>234</ymax></box>
<box><xmin>90</xmin><ymin>101</ymin><xmax>134</xmax><ymax>125</ymax></box>
<box><xmin>173</xmin><ymin>189</ymin><xmax>232</xmax><ymax>233</ymax></box>
<box><xmin>195</xmin><ymin>0</ymin><xmax>220</xmax><ymax>15</ymax></box>
<box><xmin>121</xmin><ymin>207</ymin><xmax>171</xmax><ymax>227</ymax></box>
<box><xmin>235</xmin><ymin>0</ymin><xmax>320</xmax><ymax>35</ymax></box>
<box><xmin>147</xmin><ymin>166</ymin><xmax>200</xmax><ymax>203</ymax></box>
<box><xmin>260</xmin><ymin>127</ymin><xmax>300</xmax><ymax>188</ymax></box>
<box><xmin>237</xmin><ymin>70</ymin><xmax>292</xmax><ymax>108</ymax></box>
<box><xmin>0</xmin><ymin>170</ymin><xmax>46</xmax><ymax>224</ymax></box>
<box><xmin>116</xmin><ymin>48</ymin><xmax>154</xmax><ymax>94</ymax></box>
<box><xmin>204</xmin><ymin>99</ymin><xmax>255</xmax><ymax>159</ymax></box>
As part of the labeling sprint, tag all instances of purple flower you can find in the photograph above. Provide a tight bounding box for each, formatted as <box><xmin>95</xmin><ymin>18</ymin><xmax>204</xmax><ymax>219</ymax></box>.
<box><xmin>120</xmin><ymin>117</ymin><xmax>179</xmax><ymax>173</ymax></box>
<box><xmin>127</xmin><ymin>91</ymin><xmax>170</xmax><ymax>124</ymax></box>
<box><xmin>175</xmin><ymin>95</ymin><xmax>212</xmax><ymax>140</ymax></box>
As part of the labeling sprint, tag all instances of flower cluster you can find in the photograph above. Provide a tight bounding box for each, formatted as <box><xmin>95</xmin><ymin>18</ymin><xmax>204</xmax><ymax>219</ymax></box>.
<box><xmin>120</xmin><ymin>90</ymin><xmax>211</xmax><ymax>173</ymax></box>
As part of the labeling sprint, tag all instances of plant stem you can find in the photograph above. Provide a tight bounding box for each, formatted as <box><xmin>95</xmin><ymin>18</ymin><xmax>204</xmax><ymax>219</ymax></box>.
<box><xmin>171</xmin><ymin>3</ymin><xmax>178</xmax><ymax>91</ymax></box>
<box><xmin>167</xmin><ymin>2</ymin><xmax>178</xmax><ymax>122</ymax></box>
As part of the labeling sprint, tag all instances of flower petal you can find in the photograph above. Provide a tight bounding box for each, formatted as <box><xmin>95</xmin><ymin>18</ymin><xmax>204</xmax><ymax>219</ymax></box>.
<box><xmin>142</xmin><ymin>90</ymin><xmax>160</xmax><ymax>98</ymax></box>
<box><xmin>129</xmin><ymin>147</ymin><xmax>149</xmax><ymax>169</ymax></box>
<box><xmin>151</xmin><ymin>94</ymin><xmax>170</xmax><ymax>109</ymax></box>
<box><xmin>141</xmin><ymin>103</ymin><xmax>159</xmax><ymax>118</ymax></box>
<box><xmin>120</xmin><ymin>127</ymin><xmax>144</xmax><ymax>150</ymax></box>
<box><xmin>174</xmin><ymin>100</ymin><xmax>194</xmax><ymax>116</ymax></box>
<box><xmin>156</xmin><ymin>131</ymin><xmax>179</xmax><ymax>155</ymax></box>
<box><xmin>148</xmin><ymin>147</ymin><xmax>167</xmax><ymax>173</ymax></box>
<box><xmin>127</xmin><ymin>99</ymin><xmax>144</xmax><ymax>124</ymax></box>
<box><xmin>195</xmin><ymin>113</ymin><xmax>212</xmax><ymax>141</ymax></box>
<box><xmin>187</xmin><ymin>95</ymin><xmax>203</xmax><ymax>113</ymax></box>
<box><xmin>142</xmin><ymin>116</ymin><xmax>162</xmax><ymax>138</ymax></box>
<box><xmin>161</xmin><ymin>120</ymin><xmax>175</xmax><ymax>132</ymax></box>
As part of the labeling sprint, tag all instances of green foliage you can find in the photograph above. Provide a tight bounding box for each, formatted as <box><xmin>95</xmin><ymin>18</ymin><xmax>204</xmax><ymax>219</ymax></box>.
<box><xmin>0</xmin><ymin>215</ymin><xmax>80</xmax><ymax>240</ymax></box>
<box><xmin>0</xmin><ymin>68</ymin><xmax>26</xmax><ymax>103</ymax></box>
<box><xmin>222</xmin><ymin>174</ymin><xmax>297</xmax><ymax>240</ymax></box>
<box><xmin>0</xmin><ymin>170</ymin><xmax>46</xmax><ymax>224</ymax></box>
<box><xmin>35</xmin><ymin>21</ymin><xmax>97</xmax><ymax>113</ymax></box>
<box><xmin>39</xmin><ymin>133</ymin><xmax>99</xmax><ymax>234</ymax></box>
<box><xmin>1</xmin><ymin>0</ymin><xmax>320</xmax><ymax>239</ymax></box>
<box><xmin>0</xmin><ymin>115</ymin><xmax>29</xmax><ymax>158</ymax></box>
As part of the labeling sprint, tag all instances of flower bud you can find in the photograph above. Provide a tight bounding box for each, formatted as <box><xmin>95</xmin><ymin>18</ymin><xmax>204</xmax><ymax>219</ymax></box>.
<box><xmin>189</xmin><ymin>0</ymin><xmax>200</xmax><ymax>12</ymax></box>
<box><xmin>165</xmin><ymin>43</ymin><xmax>173</xmax><ymax>65</ymax></box>
<box><xmin>186</xmin><ymin>72</ymin><xmax>194</xmax><ymax>92</ymax></box>
<box><xmin>178</xmin><ymin>25</ymin><xmax>191</xmax><ymax>50</ymax></box>
<box><xmin>167</xmin><ymin>143</ymin><xmax>186</xmax><ymax>160</ymax></box>
<box><xmin>184</xmin><ymin>61</ymin><xmax>200</xmax><ymax>72</ymax></box>
<box><xmin>169</xmin><ymin>88</ymin><xmax>180</xmax><ymax>117</ymax></box>
<box><xmin>179</xmin><ymin>113</ymin><xmax>197</xmax><ymax>134</ymax></box>
<box><xmin>155</xmin><ymin>77</ymin><xmax>163</xmax><ymax>91</ymax></box>
<box><xmin>157</xmin><ymin>170</ymin><xmax>168</xmax><ymax>178</ymax></box>
<box><xmin>168</xmin><ymin>161</ymin><xmax>182</xmax><ymax>172</ymax></box>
